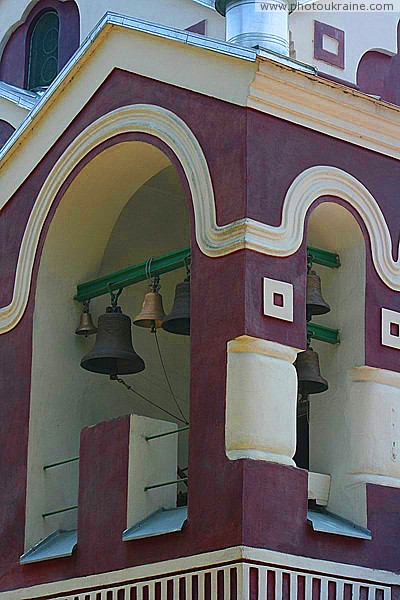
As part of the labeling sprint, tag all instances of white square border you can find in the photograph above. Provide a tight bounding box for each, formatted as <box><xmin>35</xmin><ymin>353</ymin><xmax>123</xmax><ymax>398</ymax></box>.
<box><xmin>382</xmin><ymin>308</ymin><xmax>400</xmax><ymax>350</ymax></box>
<box><xmin>263</xmin><ymin>277</ymin><xmax>294</xmax><ymax>323</ymax></box>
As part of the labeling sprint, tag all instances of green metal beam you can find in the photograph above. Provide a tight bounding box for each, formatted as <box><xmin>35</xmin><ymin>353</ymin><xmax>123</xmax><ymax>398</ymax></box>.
<box><xmin>145</xmin><ymin>478</ymin><xmax>188</xmax><ymax>491</ymax></box>
<box><xmin>43</xmin><ymin>456</ymin><xmax>79</xmax><ymax>471</ymax></box>
<box><xmin>42</xmin><ymin>505</ymin><xmax>78</xmax><ymax>518</ymax></box>
<box><xmin>307</xmin><ymin>322</ymin><xmax>340</xmax><ymax>345</ymax></box>
<box><xmin>145</xmin><ymin>426</ymin><xmax>189</xmax><ymax>441</ymax></box>
<box><xmin>75</xmin><ymin>244</ymin><xmax>340</xmax><ymax>303</ymax></box>
<box><xmin>308</xmin><ymin>246</ymin><xmax>341</xmax><ymax>269</ymax></box>
<box><xmin>75</xmin><ymin>246</ymin><xmax>190</xmax><ymax>303</ymax></box>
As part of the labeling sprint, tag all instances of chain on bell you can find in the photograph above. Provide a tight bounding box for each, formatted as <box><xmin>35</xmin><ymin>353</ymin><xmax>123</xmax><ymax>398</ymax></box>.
<box><xmin>75</xmin><ymin>300</ymin><xmax>97</xmax><ymax>337</ymax></box>
<box><xmin>80</xmin><ymin>305</ymin><xmax>145</xmax><ymax>377</ymax></box>
<box><xmin>295</xmin><ymin>346</ymin><xmax>328</xmax><ymax>397</ymax></box>
<box><xmin>306</xmin><ymin>270</ymin><xmax>330</xmax><ymax>321</ymax></box>
<box><xmin>162</xmin><ymin>276</ymin><xmax>190</xmax><ymax>336</ymax></box>
<box><xmin>133</xmin><ymin>278</ymin><xmax>166</xmax><ymax>330</ymax></box>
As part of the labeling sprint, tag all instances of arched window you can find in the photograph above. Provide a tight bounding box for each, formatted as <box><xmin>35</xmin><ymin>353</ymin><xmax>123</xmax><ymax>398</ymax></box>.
<box><xmin>27</xmin><ymin>11</ymin><xmax>59</xmax><ymax>91</ymax></box>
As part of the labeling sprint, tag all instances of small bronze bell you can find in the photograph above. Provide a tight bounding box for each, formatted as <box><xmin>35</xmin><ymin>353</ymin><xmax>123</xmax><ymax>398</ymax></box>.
<box><xmin>75</xmin><ymin>301</ymin><xmax>97</xmax><ymax>337</ymax></box>
<box><xmin>295</xmin><ymin>347</ymin><xmax>328</xmax><ymax>396</ymax></box>
<box><xmin>81</xmin><ymin>305</ymin><xmax>145</xmax><ymax>377</ymax></box>
<box><xmin>133</xmin><ymin>279</ymin><xmax>166</xmax><ymax>330</ymax></box>
<box><xmin>162</xmin><ymin>277</ymin><xmax>190</xmax><ymax>336</ymax></box>
<box><xmin>306</xmin><ymin>270</ymin><xmax>330</xmax><ymax>321</ymax></box>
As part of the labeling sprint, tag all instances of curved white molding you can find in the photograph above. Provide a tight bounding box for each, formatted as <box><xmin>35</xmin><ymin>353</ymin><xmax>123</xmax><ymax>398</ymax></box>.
<box><xmin>0</xmin><ymin>103</ymin><xmax>225</xmax><ymax>334</ymax></box>
<box><xmin>0</xmin><ymin>105</ymin><xmax>399</xmax><ymax>334</ymax></box>
<box><xmin>241</xmin><ymin>166</ymin><xmax>400</xmax><ymax>292</ymax></box>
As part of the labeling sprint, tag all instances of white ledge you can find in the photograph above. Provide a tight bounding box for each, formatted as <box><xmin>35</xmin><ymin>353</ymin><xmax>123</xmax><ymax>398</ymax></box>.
<box><xmin>350</xmin><ymin>366</ymin><xmax>400</xmax><ymax>387</ymax></box>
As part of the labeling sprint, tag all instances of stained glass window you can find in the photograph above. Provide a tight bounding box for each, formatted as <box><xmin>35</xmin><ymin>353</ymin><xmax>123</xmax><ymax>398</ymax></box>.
<box><xmin>27</xmin><ymin>11</ymin><xmax>59</xmax><ymax>91</ymax></box>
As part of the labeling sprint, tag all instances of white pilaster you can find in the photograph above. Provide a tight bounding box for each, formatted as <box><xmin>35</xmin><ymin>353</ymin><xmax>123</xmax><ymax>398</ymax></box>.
<box><xmin>225</xmin><ymin>335</ymin><xmax>298</xmax><ymax>466</ymax></box>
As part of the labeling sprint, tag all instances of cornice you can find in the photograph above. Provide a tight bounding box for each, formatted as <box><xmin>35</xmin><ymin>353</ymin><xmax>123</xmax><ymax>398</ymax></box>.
<box><xmin>1</xmin><ymin>545</ymin><xmax>399</xmax><ymax>598</ymax></box>
<box><xmin>248</xmin><ymin>59</ymin><xmax>400</xmax><ymax>160</ymax></box>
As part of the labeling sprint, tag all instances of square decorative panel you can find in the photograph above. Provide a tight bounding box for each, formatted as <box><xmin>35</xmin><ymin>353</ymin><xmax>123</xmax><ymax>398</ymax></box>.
<box><xmin>382</xmin><ymin>308</ymin><xmax>400</xmax><ymax>350</ymax></box>
<box><xmin>263</xmin><ymin>277</ymin><xmax>294</xmax><ymax>322</ymax></box>
<box><xmin>314</xmin><ymin>21</ymin><xmax>345</xmax><ymax>69</ymax></box>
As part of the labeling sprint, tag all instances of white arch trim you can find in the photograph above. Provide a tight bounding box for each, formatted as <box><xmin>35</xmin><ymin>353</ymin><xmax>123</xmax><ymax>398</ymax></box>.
<box><xmin>0</xmin><ymin>104</ymin><xmax>398</xmax><ymax>335</ymax></box>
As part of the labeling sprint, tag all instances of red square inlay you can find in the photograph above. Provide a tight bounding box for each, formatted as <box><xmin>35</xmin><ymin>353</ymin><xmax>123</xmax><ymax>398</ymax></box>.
<box><xmin>273</xmin><ymin>293</ymin><xmax>284</xmax><ymax>307</ymax></box>
<box><xmin>390</xmin><ymin>322</ymin><xmax>400</xmax><ymax>337</ymax></box>
<box><xmin>314</xmin><ymin>21</ymin><xmax>345</xmax><ymax>69</ymax></box>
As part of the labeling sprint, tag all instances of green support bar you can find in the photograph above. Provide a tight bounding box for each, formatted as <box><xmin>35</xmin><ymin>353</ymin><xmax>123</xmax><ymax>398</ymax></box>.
<box><xmin>43</xmin><ymin>456</ymin><xmax>79</xmax><ymax>471</ymax></box>
<box><xmin>145</xmin><ymin>478</ymin><xmax>188</xmax><ymax>491</ymax></box>
<box><xmin>42</xmin><ymin>505</ymin><xmax>78</xmax><ymax>518</ymax></box>
<box><xmin>145</xmin><ymin>426</ymin><xmax>190</xmax><ymax>441</ymax></box>
<box><xmin>75</xmin><ymin>246</ymin><xmax>191</xmax><ymax>302</ymax></box>
<box><xmin>75</xmin><ymin>245</ymin><xmax>340</xmax><ymax>303</ymax></box>
<box><xmin>308</xmin><ymin>246</ymin><xmax>341</xmax><ymax>269</ymax></box>
<box><xmin>307</xmin><ymin>322</ymin><xmax>340</xmax><ymax>345</ymax></box>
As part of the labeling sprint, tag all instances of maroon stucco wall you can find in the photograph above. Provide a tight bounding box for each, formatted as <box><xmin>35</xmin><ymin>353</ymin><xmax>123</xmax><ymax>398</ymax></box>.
<box><xmin>0</xmin><ymin>0</ymin><xmax>80</xmax><ymax>89</ymax></box>
<box><xmin>0</xmin><ymin>69</ymin><xmax>399</xmax><ymax>592</ymax></box>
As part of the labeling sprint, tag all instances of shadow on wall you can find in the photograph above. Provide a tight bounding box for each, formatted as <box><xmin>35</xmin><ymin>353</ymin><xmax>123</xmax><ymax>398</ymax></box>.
<box><xmin>0</xmin><ymin>0</ymin><xmax>79</xmax><ymax>90</ymax></box>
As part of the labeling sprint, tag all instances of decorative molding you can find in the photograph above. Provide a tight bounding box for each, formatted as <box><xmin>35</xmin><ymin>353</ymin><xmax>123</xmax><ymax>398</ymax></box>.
<box><xmin>1</xmin><ymin>545</ymin><xmax>396</xmax><ymax>599</ymax></box>
<box><xmin>242</xmin><ymin>166</ymin><xmax>400</xmax><ymax>291</ymax></box>
<box><xmin>351</xmin><ymin>365</ymin><xmax>400</xmax><ymax>386</ymax></box>
<box><xmin>0</xmin><ymin>109</ymin><xmax>399</xmax><ymax>335</ymax></box>
<box><xmin>248</xmin><ymin>58</ymin><xmax>400</xmax><ymax>160</ymax></box>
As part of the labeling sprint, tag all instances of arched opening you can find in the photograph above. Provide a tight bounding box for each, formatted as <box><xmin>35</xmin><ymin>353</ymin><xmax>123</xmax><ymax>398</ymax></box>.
<box><xmin>27</xmin><ymin>10</ymin><xmax>59</xmax><ymax>90</ymax></box>
<box><xmin>26</xmin><ymin>140</ymin><xmax>191</xmax><ymax>550</ymax></box>
<box><xmin>296</xmin><ymin>201</ymin><xmax>366</xmax><ymax>520</ymax></box>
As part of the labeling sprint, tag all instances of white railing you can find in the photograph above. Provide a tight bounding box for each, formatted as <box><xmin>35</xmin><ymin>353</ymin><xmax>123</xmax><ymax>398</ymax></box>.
<box><xmin>47</xmin><ymin>562</ymin><xmax>391</xmax><ymax>600</ymax></box>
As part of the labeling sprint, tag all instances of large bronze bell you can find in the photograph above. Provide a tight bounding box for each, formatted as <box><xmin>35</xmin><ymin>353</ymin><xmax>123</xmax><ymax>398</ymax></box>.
<box><xmin>133</xmin><ymin>281</ymin><xmax>166</xmax><ymax>330</ymax></box>
<box><xmin>295</xmin><ymin>347</ymin><xmax>328</xmax><ymax>396</ymax></box>
<box><xmin>81</xmin><ymin>306</ymin><xmax>145</xmax><ymax>377</ymax></box>
<box><xmin>162</xmin><ymin>277</ymin><xmax>190</xmax><ymax>336</ymax></box>
<box><xmin>306</xmin><ymin>270</ymin><xmax>330</xmax><ymax>321</ymax></box>
<box><xmin>75</xmin><ymin>301</ymin><xmax>97</xmax><ymax>337</ymax></box>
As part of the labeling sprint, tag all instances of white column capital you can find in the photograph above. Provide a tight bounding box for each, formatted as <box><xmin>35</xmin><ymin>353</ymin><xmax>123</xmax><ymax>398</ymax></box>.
<box><xmin>228</xmin><ymin>335</ymin><xmax>299</xmax><ymax>363</ymax></box>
